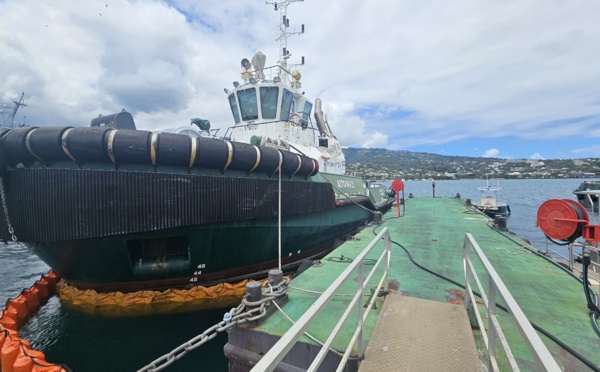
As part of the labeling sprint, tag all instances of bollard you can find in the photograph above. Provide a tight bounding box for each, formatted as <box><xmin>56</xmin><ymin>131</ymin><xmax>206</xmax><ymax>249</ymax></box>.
<box><xmin>245</xmin><ymin>281</ymin><xmax>262</xmax><ymax>305</ymax></box>
<box><xmin>372</xmin><ymin>211</ymin><xmax>382</xmax><ymax>224</ymax></box>
<box><xmin>268</xmin><ymin>269</ymin><xmax>283</xmax><ymax>288</ymax></box>
<box><xmin>494</xmin><ymin>215</ymin><xmax>507</xmax><ymax>231</ymax></box>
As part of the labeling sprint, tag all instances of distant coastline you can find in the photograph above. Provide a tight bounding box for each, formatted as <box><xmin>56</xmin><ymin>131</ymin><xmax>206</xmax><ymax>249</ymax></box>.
<box><xmin>344</xmin><ymin>147</ymin><xmax>600</xmax><ymax>180</ymax></box>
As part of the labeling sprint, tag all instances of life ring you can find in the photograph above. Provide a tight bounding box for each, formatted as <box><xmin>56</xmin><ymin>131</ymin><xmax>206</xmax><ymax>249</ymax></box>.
<box><xmin>288</xmin><ymin>112</ymin><xmax>302</xmax><ymax>126</ymax></box>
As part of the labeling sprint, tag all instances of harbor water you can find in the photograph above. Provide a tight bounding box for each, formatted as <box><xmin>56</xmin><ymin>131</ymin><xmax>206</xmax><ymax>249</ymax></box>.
<box><xmin>0</xmin><ymin>177</ymin><xmax>596</xmax><ymax>371</ymax></box>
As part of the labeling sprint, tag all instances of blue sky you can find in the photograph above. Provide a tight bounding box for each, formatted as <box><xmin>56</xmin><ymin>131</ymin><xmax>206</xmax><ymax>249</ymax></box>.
<box><xmin>1</xmin><ymin>0</ymin><xmax>600</xmax><ymax>160</ymax></box>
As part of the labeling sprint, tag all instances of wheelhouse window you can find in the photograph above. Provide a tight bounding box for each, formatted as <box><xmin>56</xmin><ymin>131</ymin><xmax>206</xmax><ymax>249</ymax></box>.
<box><xmin>237</xmin><ymin>88</ymin><xmax>259</xmax><ymax>121</ymax></box>
<box><xmin>301</xmin><ymin>101</ymin><xmax>313</xmax><ymax>127</ymax></box>
<box><xmin>260</xmin><ymin>87</ymin><xmax>279</xmax><ymax>119</ymax></box>
<box><xmin>228</xmin><ymin>94</ymin><xmax>241</xmax><ymax>124</ymax></box>
<box><xmin>280</xmin><ymin>89</ymin><xmax>293</xmax><ymax>121</ymax></box>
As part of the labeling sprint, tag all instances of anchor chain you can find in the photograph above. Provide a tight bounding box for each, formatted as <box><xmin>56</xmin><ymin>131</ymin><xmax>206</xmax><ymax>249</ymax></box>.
<box><xmin>0</xmin><ymin>177</ymin><xmax>17</xmax><ymax>242</ymax></box>
<box><xmin>137</xmin><ymin>277</ymin><xmax>289</xmax><ymax>372</ymax></box>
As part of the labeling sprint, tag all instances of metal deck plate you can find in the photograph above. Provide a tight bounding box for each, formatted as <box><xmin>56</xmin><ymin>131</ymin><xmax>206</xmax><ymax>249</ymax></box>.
<box><xmin>358</xmin><ymin>292</ymin><xmax>482</xmax><ymax>372</ymax></box>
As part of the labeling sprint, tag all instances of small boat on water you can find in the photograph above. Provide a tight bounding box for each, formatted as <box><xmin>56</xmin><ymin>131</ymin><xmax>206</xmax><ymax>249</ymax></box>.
<box><xmin>574</xmin><ymin>180</ymin><xmax>600</xmax><ymax>211</ymax></box>
<box><xmin>472</xmin><ymin>179</ymin><xmax>511</xmax><ymax>219</ymax></box>
<box><xmin>0</xmin><ymin>13</ymin><xmax>393</xmax><ymax>293</ymax></box>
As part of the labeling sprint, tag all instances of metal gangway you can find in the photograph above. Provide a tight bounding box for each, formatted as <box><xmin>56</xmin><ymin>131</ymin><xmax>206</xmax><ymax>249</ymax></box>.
<box><xmin>250</xmin><ymin>229</ymin><xmax>561</xmax><ymax>371</ymax></box>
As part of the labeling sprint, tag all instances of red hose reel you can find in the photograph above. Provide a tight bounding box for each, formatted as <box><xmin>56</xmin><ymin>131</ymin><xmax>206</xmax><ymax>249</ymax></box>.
<box><xmin>537</xmin><ymin>199</ymin><xmax>600</xmax><ymax>243</ymax></box>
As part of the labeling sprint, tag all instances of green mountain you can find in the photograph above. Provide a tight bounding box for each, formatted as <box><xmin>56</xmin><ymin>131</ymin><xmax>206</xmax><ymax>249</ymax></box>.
<box><xmin>343</xmin><ymin>147</ymin><xmax>600</xmax><ymax>180</ymax></box>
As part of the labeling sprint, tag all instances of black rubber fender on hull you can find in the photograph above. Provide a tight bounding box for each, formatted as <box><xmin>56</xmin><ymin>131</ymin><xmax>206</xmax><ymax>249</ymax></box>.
<box><xmin>0</xmin><ymin>126</ymin><xmax>320</xmax><ymax>178</ymax></box>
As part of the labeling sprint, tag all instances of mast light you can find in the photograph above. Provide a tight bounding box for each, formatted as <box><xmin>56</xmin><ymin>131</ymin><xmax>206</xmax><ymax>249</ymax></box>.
<box><xmin>241</xmin><ymin>58</ymin><xmax>251</xmax><ymax>70</ymax></box>
<box><xmin>241</xmin><ymin>58</ymin><xmax>253</xmax><ymax>79</ymax></box>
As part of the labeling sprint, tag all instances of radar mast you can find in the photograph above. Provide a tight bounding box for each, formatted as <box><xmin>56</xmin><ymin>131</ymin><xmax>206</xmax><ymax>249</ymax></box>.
<box><xmin>268</xmin><ymin>0</ymin><xmax>305</xmax><ymax>87</ymax></box>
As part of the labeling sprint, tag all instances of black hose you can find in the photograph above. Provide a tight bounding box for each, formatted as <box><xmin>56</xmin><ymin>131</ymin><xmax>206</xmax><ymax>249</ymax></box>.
<box><xmin>582</xmin><ymin>253</ymin><xmax>600</xmax><ymax>339</ymax></box>
<box><xmin>373</xmin><ymin>219</ymin><xmax>600</xmax><ymax>371</ymax></box>
<box><xmin>488</xmin><ymin>221</ymin><xmax>600</xmax><ymax>339</ymax></box>
<box><xmin>400</xmin><ymin>189</ymin><xmax>405</xmax><ymax>217</ymax></box>
<box><xmin>583</xmin><ymin>254</ymin><xmax>595</xmax><ymax>309</ymax></box>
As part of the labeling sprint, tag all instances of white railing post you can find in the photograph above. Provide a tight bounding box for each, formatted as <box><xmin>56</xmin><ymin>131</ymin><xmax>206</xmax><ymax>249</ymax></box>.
<box><xmin>357</xmin><ymin>257</ymin><xmax>365</xmax><ymax>357</ymax></box>
<box><xmin>568</xmin><ymin>243</ymin><xmax>574</xmax><ymax>272</ymax></box>
<box><xmin>463</xmin><ymin>239</ymin><xmax>472</xmax><ymax>311</ymax></box>
<box><xmin>487</xmin><ymin>276</ymin><xmax>497</xmax><ymax>371</ymax></box>
<box><xmin>384</xmin><ymin>231</ymin><xmax>391</xmax><ymax>293</ymax></box>
<box><xmin>252</xmin><ymin>228</ymin><xmax>391</xmax><ymax>372</ymax></box>
<box><xmin>463</xmin><ymin>233</ymin><xmax>561</xmax><ymax>372</ymax></box>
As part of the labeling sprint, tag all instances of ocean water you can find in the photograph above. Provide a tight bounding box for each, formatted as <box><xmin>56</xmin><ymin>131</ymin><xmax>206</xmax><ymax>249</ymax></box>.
<box><xmin>0</xmin><ymin>177</ymin><xmax>596</xmax><ymax>371</ymax></box>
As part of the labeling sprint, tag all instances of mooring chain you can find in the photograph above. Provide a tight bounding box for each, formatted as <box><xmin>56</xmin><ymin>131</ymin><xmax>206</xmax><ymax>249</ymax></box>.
<box><xmin>0</xmin><ymin>177</ymin><xmax>17</xmax><ymax>242</ymax></box>
<box><xmin>137</xmin><ymin>278</ymin><xmax>289</xmax><ymax>372</ymax></box>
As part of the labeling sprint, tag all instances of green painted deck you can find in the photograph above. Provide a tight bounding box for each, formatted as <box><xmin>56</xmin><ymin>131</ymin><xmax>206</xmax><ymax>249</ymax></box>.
<box><xmin>240</xmin><ymin>197</ymin><xmax>600</xmax><ymax>370</ymax></box>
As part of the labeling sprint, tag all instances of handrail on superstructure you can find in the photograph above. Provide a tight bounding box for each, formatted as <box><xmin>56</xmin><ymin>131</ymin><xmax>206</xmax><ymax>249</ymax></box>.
<box><xmin>251</xmin><ymin>227</ymin><xmax>392</xmax><ymax>372</ymax></box>
<box><xmin>463</xmin><ymin>233</ymin><xmax>561</xmax><ymax>371</ymax></box>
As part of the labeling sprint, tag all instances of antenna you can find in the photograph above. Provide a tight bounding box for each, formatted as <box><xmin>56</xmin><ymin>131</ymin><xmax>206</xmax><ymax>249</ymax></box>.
<box><xmin>10</xmin><ymin>92</ymin><xmax>26</xmax><ymax>129</ymax></box>
<box><xmin>265</xmin><ymin>0</ymin><xmax>306</xmax><ymax>85</ymax></box>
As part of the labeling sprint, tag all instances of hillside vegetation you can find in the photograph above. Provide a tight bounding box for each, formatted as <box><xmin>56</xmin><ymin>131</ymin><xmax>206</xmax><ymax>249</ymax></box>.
<box><xmin>343</xmin><ymin>147</ymin><xmax>600</xmax><ymax>180</ymax></box>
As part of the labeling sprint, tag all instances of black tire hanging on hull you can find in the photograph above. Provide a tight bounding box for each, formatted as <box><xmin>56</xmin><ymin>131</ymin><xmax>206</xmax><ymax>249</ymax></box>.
<box><xmin>195</xmin><ymin>137</ymin><xmax>229</xmax><ymax>171</ymax></box>
<box><xmin>109</xmin><ymin>130</ymin><xmax>153</xmax><ymax>166</ymax></box>
<box><xmin>27</xmin><ymin>126</ymin><xmax>74</xmax><ymax>164</ymax></box>
<box><xmin>280</xmin><ymin>151</ymin><xmax>301</xmax><ymax>177</ymax></box>
<box><xmin>254</xmin><ymin>146</ymin><xmax>281</xmax><ymax>175</ymax></box>
<box><xmin>63</xmin><ymin>127</ymin><xmax>113</xmax><ymax>164</ymax></box>
<box><xmin>155</xmin><ymin>132</ymin><xmax>192</xmax><ymax>167</ymax></box>
<box><xmin>1</xmin><ymin>127</ymin><xmax>39</xmax><ymax>166</ymax></box>
<box><xmin>228</xmin><ymin>142</ymin><xmax>260</xmax><ymax>172</ymax></box>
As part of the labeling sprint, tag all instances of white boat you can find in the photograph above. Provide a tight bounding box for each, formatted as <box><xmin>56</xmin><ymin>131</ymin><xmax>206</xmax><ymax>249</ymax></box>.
<box><xmin>472</xmin><ymin>179</ymin><xmax>511</xmax><ymax>219</ymax></box>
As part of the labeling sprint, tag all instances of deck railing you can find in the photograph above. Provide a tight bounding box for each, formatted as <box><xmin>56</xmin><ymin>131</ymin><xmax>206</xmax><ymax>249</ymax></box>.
<box><xmin>251</xmin><ymin>227</ymin><xmax>392</xmax><ymax>372</ymax></box>
<box><xmin>463</xmin><ymin>233</ymin><xmax>561</xmax><ymax>371</ymax></box>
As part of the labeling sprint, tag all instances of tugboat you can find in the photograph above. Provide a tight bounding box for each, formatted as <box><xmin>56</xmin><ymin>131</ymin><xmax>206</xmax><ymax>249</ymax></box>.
<box><xmin>0</xmin><ymin>3</ymin><xmax>393</xmax><ymax>293</ymax></box>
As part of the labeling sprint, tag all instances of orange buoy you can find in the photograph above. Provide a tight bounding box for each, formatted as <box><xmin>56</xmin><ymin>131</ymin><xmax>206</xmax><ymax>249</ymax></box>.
<box><xmin>1</xmin><ymin>338</ymin><xmax>21</xmax><ymax>372</ymax></box>
<box><xmin>22</xmin><ymin>289</ymin><xmax>40</xmax><ymax>313</ymax></box>
<box><xmin>13</xmin><ymin>346</ymin><xmax>46</xmax><ymax>372</ymax></box>
<box><xmin>8</xmin><ymin>298</ymin><xmax>29</xmax><ymax>323</ymax></box>
<box><xmin>0</xmin><ymin>271</ymin><xmax>66</xmax><ymax>372</ymax></box>
<box><xmin>32</xmin><ymin>282</ymin><xmax>49</xmax><ymax>303</ymax></box>
<box><xmin>0</xmin><ymin>329</ymin><xmax>13</xmax><ymax>349</ymax></box>
<box><xmin>1</xmin><ymin>307</ymin><xmax>20</xmax><ymax>331</ymax></box>
<box><xmin>44</xmin><ymin>272</ymin><xmax>60</xmax><ymax>290</ymax></box>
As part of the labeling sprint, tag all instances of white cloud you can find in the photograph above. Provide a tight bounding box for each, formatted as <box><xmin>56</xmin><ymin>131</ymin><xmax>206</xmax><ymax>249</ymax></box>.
<box><xmin>324</xmin><ymin>101</ymin><xmax>388</xmax><ymax>148</ymax></box>
<box><xmin>1</xmin><ymin>0</ymin><xmax>600</xmax><ymax>158</ymax></box>
<box><xmin>571</xmin><ymin>145</ymin><xmax>600</xmax><ymax>157</ymax></box>
<box><xmin>362</xmin><ymin>132</ymin><xmax>388</xmax><ymax>148</ymax></box>
<box><xmin>482</xmin><ymin>148</ymin><xmax>500</xmax><ymax>158</ymax></box>
<box><xmin>530</xmin><ymin>152</ymin><xmax>545</xmax><ymax>160</ymax></box>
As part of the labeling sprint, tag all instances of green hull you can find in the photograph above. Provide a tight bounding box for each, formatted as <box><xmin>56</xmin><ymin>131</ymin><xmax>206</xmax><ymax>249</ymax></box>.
<box><xmin>0</xmin><ymin>132</ymin><xmax>393</xmax><ymax>292</ymax></box>
<box><xmin>30</xmin><ymin>195</ymin><xmax>376</xmax><ymax>292</ymax></box>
